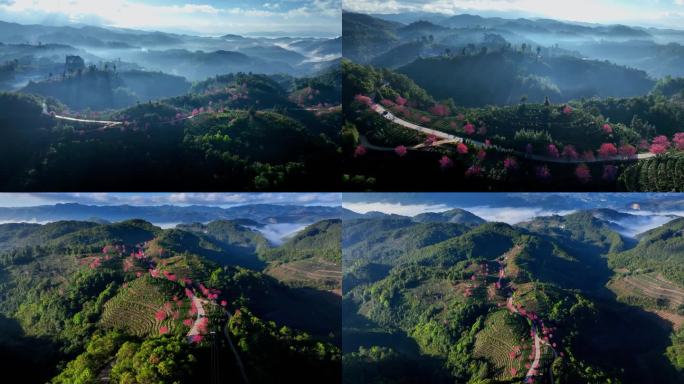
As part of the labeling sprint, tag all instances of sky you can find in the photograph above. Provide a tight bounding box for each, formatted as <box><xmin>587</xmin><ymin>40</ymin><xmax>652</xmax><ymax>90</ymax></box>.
<box><xmin>0</xmin><ymin>193</ymin><xmax>342</xmax><ymax>208</ymax></box>
<box><xmin>0</xmin><ymin>0</ymin><xmax>341</xmax><ymax>36</ymax></box>
<box><xmin>342</xmin><ymin>193</ymin><xmax>684</xmax><ymax>225</ymax></box>
<box><xmin>343</xmin><ymin>0</ymin><xmax>684</xmax><ymax>29</ymax></box>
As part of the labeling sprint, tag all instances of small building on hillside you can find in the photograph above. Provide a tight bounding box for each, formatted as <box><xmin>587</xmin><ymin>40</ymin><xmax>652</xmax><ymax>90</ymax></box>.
<box><xmin>65</xmin><ymin>55</ymin><xmax>85</xmax><ymax>73</ymax></box>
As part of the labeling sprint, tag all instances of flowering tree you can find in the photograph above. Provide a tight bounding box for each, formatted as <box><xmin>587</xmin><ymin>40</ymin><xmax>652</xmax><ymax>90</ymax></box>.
<box><xmin>353</xmin><ymin>94</ymin><xmax>373</xmax><ymax>107</ymax></box>
<box><xmin>650</xmin><ymin>135</ymin><xmax>670</xmax><ymax>154</ymax></box>
<box><xmin>477</xmin><ymin>149</ymin><xmax>487</xmax><ymax>161</ymax></box>
<box><xmin>575</xmin><ymin>164</ymin><xmax>592</xmax><ymax>183</ymax></box>
<box><xmin>463</xmin><ymin>122</ymin><xmax>475</xmax><ymax>135</ymax></box>
<box><xmin>597</xmin><ymin>143</ymin><xmax>618</xmax><ymax>158</ymax></box>
<box><xmin>420</xmin><ymin>116</ymin><xmax>431</xmax><ymax>124</ymax></box>
<box><xmin>563</xmin><ymin>105</ymin><xmax>573</xmax><ymax>115</ymax></box>
<box><xmin>457</xmin><ymin>143</ymin><xmax>469</xmax><ymax>154</ymax></box>
<box><xmin>673</xmin><ymin>132</ymin><xmax>684</xmax><ymax>150</ymax></box>
<box><xmin>618</xmin><ymin>144</ymin><xmax>637</xmax><ymax>158</ymax></box>
<box><xmin>395</xmin><ymin>95</ymin><xmax>407</xmax><ymax>106</ymax></box>
<box><xmin>380</xmin><ymin>99</ymin><xmax>394</xmax><ymax>107</ymax></box>
<box><xmin>561</xmin><ymin>145</ymin><xmax>578</xmax><ymax>160</ymax></box>
<box><xmin>155</xmin><ymin>310</ymin><xmax>167</xmax><ymax>321</ymax></box>
<box><xmin>602</xmin><ymin>123</ymin><xmax>613</xmax><ymax>134</ymax></box>
<box><xmin>650</xmin><ymin>143</ymin><xmax>668</xmax><ymax>154</ymax></box>
<box><xmin>429</xmin><ymin>103</ymin><xmax>450</xmax><ymax>117</ymax></box>
<box><xmin>439</xmin><ymin>156</ymin><xmax>453</xmax><ymax>169</ymax></box>
<box><xmin>504</xmin><ymin>157</ymin><xmax>519</xmax><ymax>170</ymax></box>
<box><xmin>354</xmin><ymin>145</ymin><xmax>367</xmax><ymax>157</ymax></box>
<box><xmin>395</xmin><ymin>145</ymin><xmax>408</xmax><ymax>157</ymax></box>
<box><xmin>547</xmin><ymin>144</ymin><xmax>560</xmax><ymax>158</ymax></box>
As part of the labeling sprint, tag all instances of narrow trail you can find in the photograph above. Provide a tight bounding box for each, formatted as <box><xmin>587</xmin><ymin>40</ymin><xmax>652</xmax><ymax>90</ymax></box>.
<box><xmin>371</xmin><ymin>104</ymin><xmax>655</xmax><ymax>164</ymax></box>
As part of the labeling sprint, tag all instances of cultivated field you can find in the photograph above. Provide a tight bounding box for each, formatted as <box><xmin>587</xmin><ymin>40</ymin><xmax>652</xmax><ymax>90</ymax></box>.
<box><xmin>473</xmin><ymin>310</ymin><xmax>529</xmax><ymax>381</ymax></box>
<box><xmin>265</xmin><ymin>257</ymin><xmax>341</xmax><ymax>290</ymax></box>
<box><xmin>100</xmin><ymin>277</ymin><xmax>187</xmax><ymax>337</ymax></box>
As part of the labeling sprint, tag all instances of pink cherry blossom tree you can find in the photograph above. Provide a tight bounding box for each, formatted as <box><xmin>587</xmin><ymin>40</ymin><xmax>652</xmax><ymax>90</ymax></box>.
<box><xmin>575</xmin><ymin>164</ymin><xmax>592</xmax><ymax>183</ymax></box>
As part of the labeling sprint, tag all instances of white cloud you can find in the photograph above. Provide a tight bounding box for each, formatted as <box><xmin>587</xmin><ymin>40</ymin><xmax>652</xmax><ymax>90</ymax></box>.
<box><xmin>343</xmin><ymin>201</ymin><xmax>451</xmax><ymax>216</ymax></box>
<box><xmin>0</xmin><ymin>193</ymin><xmax>341</xmax><ymax>207</ymax></box>
<box><xmin>465</xmin><ymin>206</ymin><xmax>576</xmax><ymax>224</ymax></box>
<box><xmin>0</xmin><ymin>0</ymin><xmax>341</xmax><ymax>36</ymax></box>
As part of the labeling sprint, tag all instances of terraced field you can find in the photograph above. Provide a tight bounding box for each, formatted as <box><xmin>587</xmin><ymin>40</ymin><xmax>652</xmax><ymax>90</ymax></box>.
<box><xmin>512</xmin><ymin>283</ymin><xmax>551</xmax><ymax>315</ymax></box>
<box><xmin>265</xmin><ymin>257</ymin><xmax>342</xmax><ymax>290</ymax></box>
<box><xmin>611</xmin><ymin>273</ymin><xmax>684</xmax><ymax>309</ymax></box>
<box><xmin>473</xmin><ymin>309</ymin><xmax>529</xmax><ymax>381</ymax></box>
<box><xmin>100</xmin><ymin>276</ymin><xmax>187</xmax><ymax>337</ymax></box>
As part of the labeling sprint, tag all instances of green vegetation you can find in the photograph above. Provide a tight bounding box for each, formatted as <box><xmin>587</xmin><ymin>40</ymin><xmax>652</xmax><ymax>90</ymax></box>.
<box><xmin>0</xmin><ymin>217</ymin><xmax>341</xmax><ymax>383</ymax></box>
<box><xmin>343</xmin><ymin>210</ymin><xmax>684</xmax><ymax>383</ymax></box>
<box><xmin>342</xmin><ymin>60</ymin><xmax>684</xmax><ymax>191</ymax></box>
<box><xmin>1</xmin><ymin>68</ymin><xmax>341</xmax><ymax>190</ymax></box>
<box><xmin>620</xmin><ymin>152</ymin><xmax>684</xmax><ymax>191</ymax></box>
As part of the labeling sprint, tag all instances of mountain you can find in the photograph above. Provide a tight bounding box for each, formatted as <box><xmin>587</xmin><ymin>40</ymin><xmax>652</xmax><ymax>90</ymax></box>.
<box><xmin>22</xmin><ymin>68</ymin><xmax>191</xmax><ymax>110</ymax></box>
<box><xmin>397</xmin><ymin>52</ymin><xmax>654</xmax><ymax>106</ymax></box>
<box><xmin>0</xmin><ymin>217</ymin><xmax>342</xmax><ymax>383</ymax></box>
<box><xmin>412</xmin><ymin>208</ymin><xmax>486</xmax><ymax>225</ymax></box>
<box><xmin>0</xmin><ymin>203</ymin><xmax>353</xmax><ymax>225</ymax></box>
<box><xmin>343</xmin><ymin>209</ymin><xmax>684</xmax><ymax>383</ymax></box>
<box><xmin>262</xmin><ymin>219</ymin><xmax>342</xmax><ymax>291</ymax></box>
<box><xmin>342</xmin><ymin>12</ymin><xmax>401</xmax><ymax>63</ymax></box>
<box><xmin>345</xmin><ymin>11</ymin><xmax>684</xmax><ymax>80</ymax></box>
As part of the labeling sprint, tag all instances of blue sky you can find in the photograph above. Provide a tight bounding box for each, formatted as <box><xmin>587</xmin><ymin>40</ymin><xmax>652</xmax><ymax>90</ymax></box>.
<box><xmin>0</xmin><ymin>193</ymin><xmax>342</xmax><ymax>207</ymax></box>
<box><xmin>0</xmin><ymin>0</ymin><xmax>341</xmax><ymax>36</ymax></box>
<box><xmin>344</xmin><ymin>0</ymin><xmax>684</xmax><ymax>29</ymax></box>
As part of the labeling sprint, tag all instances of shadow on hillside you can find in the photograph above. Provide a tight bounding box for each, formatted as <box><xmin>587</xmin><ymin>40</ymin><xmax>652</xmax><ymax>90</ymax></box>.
<box><xmin>576</xmin><ymin>298</ymin><xmax>681</xmax><ymax>384</ymax></box>
<box><xmin>0</xmin><ymin>314</ymin><xmax>62</xmax><ymax>383</ymax></box>
<box><xmin>255</xmin><ymin>284</ymin><xmax>341</xmax><ymax>346</ymax></box>
<box><xmin>341</xmin><ymin>298</ymin><xmax>453</xmax><ymax>383</ymax></box>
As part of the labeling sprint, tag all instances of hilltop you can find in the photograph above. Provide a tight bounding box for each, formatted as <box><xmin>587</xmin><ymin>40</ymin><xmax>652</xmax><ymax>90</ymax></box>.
<box><xmin>0</xmin><ymin>67</ymin><xmax>342</xmax><ymax>190</ymax></box>
<box><xmin>0</xmin><ymin>215</ymin><xmax>342</xmax><ymax>383</ymax></box>
<box><xmin>342</xmin><ymin>208</ymin><xmax>684</xmax><ymax>383</ymax></box>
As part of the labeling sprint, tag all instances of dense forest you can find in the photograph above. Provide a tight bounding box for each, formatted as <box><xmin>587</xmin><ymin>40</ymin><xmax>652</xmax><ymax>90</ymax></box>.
<box><xmin>341</xmin><ymin>60</ymin><xmax>684</xmax><ymax>191</ymax></box>
<box><xmin>341</xmin><ymin>11</ymin><xmax>684</xmax><ymax>192</ymax></box>
<box><xmin>0</xmin><ymin>68</ymin><xmax>342</xmax><ymax>191</ymax></box>
<box><xmin>0</xmin><ymin>215</ymin><xmax>342</xmax><ymax>383</ymax></box>
<box><xmin>342</xmin><ymin>208</ymin><xmax>684</xmax><ymax>383</ymax></box>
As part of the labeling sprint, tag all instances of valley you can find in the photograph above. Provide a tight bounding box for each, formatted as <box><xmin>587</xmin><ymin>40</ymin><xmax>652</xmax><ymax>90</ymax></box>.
<box><xmin>0</xmin><ymin>19</ymin><xmax>342</xmax><ymax>191</ymax></box>
<box><xmin>0</xmin><ymin>201</ymin><xmax>343</xmax><ymax>383</ymax></box>
<box><xmin>341</xmin><ymin>195</ymin><xmax>684</xmax><ymax>383</ymax></box>
<box><xmin>342</xmin><ymin>11</ymin><xmax>684</xmax><ymax>191</ymax></box>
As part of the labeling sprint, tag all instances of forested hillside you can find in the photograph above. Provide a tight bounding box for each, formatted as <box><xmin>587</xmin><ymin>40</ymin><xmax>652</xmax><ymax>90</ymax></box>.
<box><xmin>0</xmin><ymin>216</ymin><xmax>342</xmax><ymax>383</ymax></box>
<box><xmin>342</xmin><ymin>209</ymin><xmax>684</xmax><ymax>383</ymax></box>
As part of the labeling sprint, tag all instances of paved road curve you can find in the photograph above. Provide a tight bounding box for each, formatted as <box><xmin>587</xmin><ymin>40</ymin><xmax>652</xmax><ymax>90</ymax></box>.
<box><xmin>371</xmin><ymin>104</ymin><xmax>655</xmax><ymax>164</ymax></box>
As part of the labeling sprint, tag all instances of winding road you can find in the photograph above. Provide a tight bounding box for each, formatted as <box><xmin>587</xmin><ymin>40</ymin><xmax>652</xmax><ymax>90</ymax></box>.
<box><xmin>498</xmin><ymin>252</ymin><xmax>545</xmax><ymax>382</ymax></box>
<box><xmin>371</xmin><ymin>104</ymin><xmax>656</xmax><ymax>164</ymax></box>
<box><xmin>186</xmin><ymin>293</ymin><xmax>207</xmax><ymax>341</ymax></box>
<box><xmin>42</xmin><ymin>102</ymin><xmax>122</xmax><ymax>126</ymax></box>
